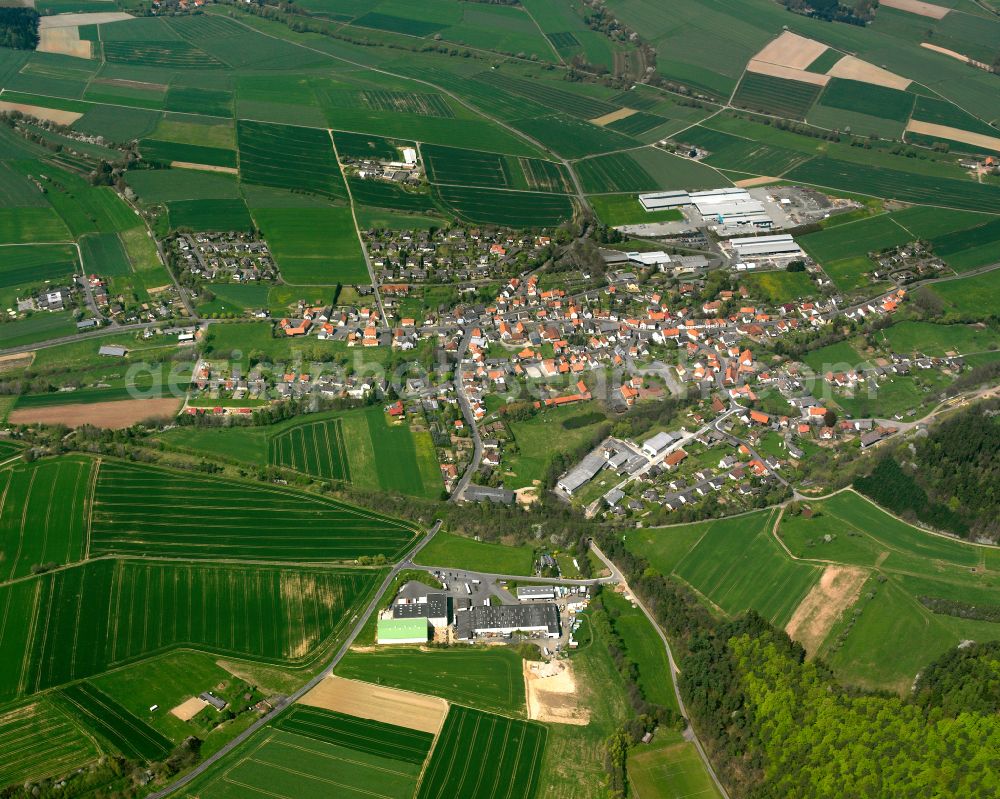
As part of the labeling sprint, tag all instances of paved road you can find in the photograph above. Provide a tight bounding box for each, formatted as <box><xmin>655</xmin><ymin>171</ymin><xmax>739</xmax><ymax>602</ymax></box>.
<box><xmin>589</xmin><ymin>542</ymin><xmax>733</xmax><ymax>799</ymax></box>
<box><xmin>148</xmin><ymin>520</ymin><xmax>443</xmax><ymax>798</ymax></box>
<box><xmin>450</xmin><ymin>326</ymin><xmax>483</xmax><ymax>502</ymax></box>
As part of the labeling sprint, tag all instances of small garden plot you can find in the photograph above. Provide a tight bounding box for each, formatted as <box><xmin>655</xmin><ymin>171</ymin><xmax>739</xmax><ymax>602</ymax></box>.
<box><xmin>732</xmin><ymin>71</ymin><xmax>822</xmax><ymax>120</ymax></box>
<box><xmin>59</xmin><ymin>682</ymin><xmax>172</xmax><ymax>762</ymax></box>
<box><xmin>274</xmin><ymin>706</ymin><xmax>433</xmax><ymax>765</ymax></box>
<box><xmin>268</xmin><ymin>417</ymin><xmax>351</xmax><ymax>481</ymax></box>
<box><xmin>417</xmin><ymin>705</ymin><xmax>546</xmax><ymax>799</ymax></box>
<box><xmin>238</xmin><ymin>121</ymin><xmax>346</xmax><ymax>201</ymax></box>
<box><xmin>89</xmin><ymin>460</ymin><xmax>418</xmax><ymax>561</ymax></box>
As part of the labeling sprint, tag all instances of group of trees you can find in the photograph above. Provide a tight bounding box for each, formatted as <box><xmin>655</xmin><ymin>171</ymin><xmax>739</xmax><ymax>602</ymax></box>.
<box><xmin>0</xmin><ymin>8</ymin><xmax>38</xmax><ymax>50</ymax></box>
<box><xmin>856</xmin><ymin>400</ymin><xmax>1000</xmax><ymax>540</ymax></box>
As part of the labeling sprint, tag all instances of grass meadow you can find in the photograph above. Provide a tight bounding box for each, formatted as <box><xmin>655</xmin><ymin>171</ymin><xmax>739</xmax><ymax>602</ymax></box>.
<box><xmin>336</xmin><ymin>647</ymin><xmax>526</xmax><ymax>715</ymax></box>
<box><xmin>58</xmin><ymin>682</ymin><xmax>172</xmax><ymax>762</ymax></box>
<box><xmin>414</xmin><ymin>530</ymin><xmax>535</xmax><ymax>575</ymax></box>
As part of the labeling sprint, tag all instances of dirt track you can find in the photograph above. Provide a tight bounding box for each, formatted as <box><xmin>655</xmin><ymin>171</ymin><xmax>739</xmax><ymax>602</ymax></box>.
<box><xmin>299</xmin><ymin>675</ymin><xmax>448</xmax><ymax>734</ymax></box>
<box><xmin>8</xmin><ymin>397</ymin><xmax>182</xmax><ymax>429</ymax></box>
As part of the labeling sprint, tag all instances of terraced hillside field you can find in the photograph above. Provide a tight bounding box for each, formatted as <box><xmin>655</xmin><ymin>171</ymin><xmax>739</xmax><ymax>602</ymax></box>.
<box><xmin>88</xmin><ymin>460</ymin><xmax>418</xmax><ymax>561</ymax></box>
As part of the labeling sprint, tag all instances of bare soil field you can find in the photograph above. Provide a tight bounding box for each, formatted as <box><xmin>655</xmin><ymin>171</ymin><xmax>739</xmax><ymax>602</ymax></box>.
<box><xmin>735</xmin><ymin>176</ymin><xmax>781</xmax><ymax>187</ymax></box>
<box><xmin>0</xmin><ymin>101</ymin><xmax>81</xmax><ymax>125</ymax></box>
<box><xmin>746</xmin><ymin>60</ymin><xmax>829</xmax><ymax>87</ymax></box>
<box><xmin>37</xmin><ymin>27</ymin><xmax>91</xmax><ymax>59</ymax></box>
<box><xmin>8</xmin><ymin>397</ymin><xmax>182</xmax><ymax>428</ymax></box>
<box><xmin>906</xmin><ymin>120</ymin><xmax>1000</xmax><ymax>151</ymax></box>
<box><xmin>300</xmin><ymin>675</ymin><xmax>448</xmax><ymax>735</ymax></box>
<box><xmin>523</xmin><ymin>658</ymin><xmax>590</xmax><ymax>726</ymax></box>
<box><xmin>171</xmin><ymin>162</ymin><xmax>239</xmax><ymax>175</ymax></box>
<box><xmin>0</xmin><ymin>352</ymin><xmax>34</xmax><ymax>373</ymax></box>
<box><xmin>785</xmin><ymin>565</ymin><xmax>868</xmax><ymax>656</ymax></box>
<box><xmin>38</xmin><ymin>11</ymin><xmax>132</xmax><ymax>28</ymax></box>
<box><xmin>590</xmin><ymin>108</ymin><xmax>637</xmax><ymax>127</ymax></box>
<box><xmin>826</xmin><ymin>55</ymin><xmax>911</xmax><ymax>90</ymax></box>
<box><xmin>880</xmin><ymin>0</ymin><xmax>950</xmax><ymax>19</ymax></box>
<box><xmin>752</xmin><ymin>31</ymin><xmax>828</xmax><ymax>70</ymax></box>
<box><xmin>170</xmin><ymin>697</ymin><xmax>208</xmax><ymax>721</ymax></box>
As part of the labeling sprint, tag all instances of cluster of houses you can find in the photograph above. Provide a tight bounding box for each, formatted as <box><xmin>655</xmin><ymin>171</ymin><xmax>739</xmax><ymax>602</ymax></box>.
<box><xmin>172</xmin><ymin>233</ymin><xmax>275</xmax><ymax>284</ymax></box>
<box><xmin>341</xmin><ymin>144</ymin><xmax>422</xmax><ymax>185</ymax></box>
<box><xmin>367</xmin><ymin>227</ymin><xmax>552</xmax><ymax>285</ymax></box>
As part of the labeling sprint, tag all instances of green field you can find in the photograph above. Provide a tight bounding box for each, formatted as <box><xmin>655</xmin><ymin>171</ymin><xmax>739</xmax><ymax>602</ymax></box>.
<box><xmin>417</xmin><ymin>705</ymin><xmax>545</xmax><ymax>799</ymax></box>
<box><xmin>881</xmin><ymin>321</ymin><xmax>1000</xmax><ymax>357</ymax></box>
<box><xmin>0</xmin><ymin>457</ymin><xmax>93</xmax><ymax>581</ymax></box>
<box><xmin>628</xmin><ymin>741</ymin><xmax>723</xmax><ymax>799</ymax></box>
<box><xmin>434</xmin><ymin>184</ymin><xmax>573</xmax><ymax>227</ymax></box>
<box><xmin>336</xmin><ymin>647</ymin><xmax>526</xmax><ymax>715</ymax></box>
<box><xmin>238</xmin><ymin>121</ymin><xmax>346</xmax><ymax>201</ymax></box>
<box><xmin>188</xmin><ymin>722</ymin><xmax>426</xmax><ymax>799</ymax></box>
<box><xmin>589</xmin><ymin>194</ymin><xmax>683</xmax><ymax>226</ymax></box>
<box><xmin>930</xmin><ymin>269</ymin><xmax>1000</xmax><ymax>316</ymax></box>
<box><xmin>630</xmin><ymin>510</ymin><xmax>821</xmax><ymax>627</ymax></box>
<box><xmin>269</xmin><ymin>416</ymin><xmax>350</xmax><ymax>481</ymax></box>
<box><xmin>414</xmin><ymin>530</ymin><xmax>535</xmax><ymax>575</ymax></box>
<box><xmin>732</xmin><ymin>72</ymin><xmax>822</xmax><ymax>120</ymax></box>
<box><xmin>59</xmin><ymin>681</ymin><xmax>172</xmax><ymax>762</ymax></box>
<box><xmin>0</xmin><ymin>557</ymin><xmax>381</xmax><ymax>702</ymax></box>
<box><xmin>744</xmin><ymin>270</ymin><xmax>817</xmax><ymax>303</ymax></box>
<box><xmin>250</xmin><ymin>205</ymin><xmax>368</xmax><ymax>285</ymax></box>
<box><xmin>0</xmin><ymin>243</ymin><xmax>78</xmax><ymax>302</ymax></box>
<box><xmin>168</xmin><ymin>198</ymin><xmax>253</xmax><ymax>231</ymax></box>
<box><xmin>0</xmin><ymin>699</ymin><xmax>99</xmax><ymax>788</ymax></box>
<box><xmin>79</xmin><ymin>232</ymin><xmax>131</xmax><ymax>277</ymax></box>
<box><xmin>89</xmin><ymin>459</ymin><xmax>418</xmax><ymax>561</ymax></box>
<box><xmin>603</xmin><ymin>591</ymin><xmax>678</xmax><ymax>713</ymax></box>
<box><xmin>273</xmin><ymin>705</ymin><xmax>433</xmax><ymax>765</ymax></box>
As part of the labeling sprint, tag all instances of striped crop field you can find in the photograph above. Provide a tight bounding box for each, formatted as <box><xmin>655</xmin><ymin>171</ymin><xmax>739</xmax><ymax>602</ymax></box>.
<box><xmin>59</xmin><ymin>682</ymin><xmax>172</xmax><ymax>762</ymax></box>
<box><xmin>0</xmin><ymin>456</ymin><xmax>94</xmax><ymax>581</ymax></box>
<box><xmin>191</xmin><ymin>726</ymin><xmax>424</xmax><ymax>799</ymax></box>
<box><xmin>417</xmin><ymin>705</ymin><xmax>546</xmax><ymax>799</ymax></box>
<box><xmin>268</xmin><ymin>417</ymin><xmax>350</xmax><ymax>481</ymax></box>
<box><xmin>0</xmin><ymin>700</ymin><xmax>99</xmax><ymax>787</ymax></box>
<box><xmin>0</xmin><ymin>559</ymin><xmax>380</xmax><ymax>701</ymax></box>
<box><xmin>89</xmin><ymin>460</ymin><xmax>418</xmax><ymax>561</ymax></box>
<box><xmin>273</xmin><ymin>706</ymin><xmax>433</xmax><ymax>765</ymax></box>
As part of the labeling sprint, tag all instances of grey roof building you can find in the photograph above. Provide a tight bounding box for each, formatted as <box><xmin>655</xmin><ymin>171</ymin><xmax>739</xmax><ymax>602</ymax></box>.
<box><xmin>456</xmin><ymin>603</ymin><xmax>560</xmax><ymax>640</ymax></box>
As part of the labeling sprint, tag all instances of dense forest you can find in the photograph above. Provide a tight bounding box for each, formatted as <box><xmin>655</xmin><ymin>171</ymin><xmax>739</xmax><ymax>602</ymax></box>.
<box><xmin>0</xmin><ymin>8</ymin><xmax>39</xmax><ymax>50</ymax></box>
<box><xmin>595</xmin><ymin>532</ymin><xmax>1000</xmax><ymax>798</ymax></box>
<box><xmin>856</xmin><ymin>401</ymin><xmax>1000</xmax><ymax>540</ymax></box>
